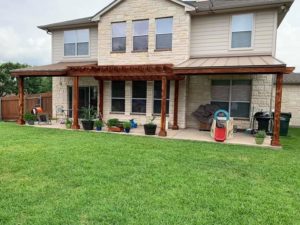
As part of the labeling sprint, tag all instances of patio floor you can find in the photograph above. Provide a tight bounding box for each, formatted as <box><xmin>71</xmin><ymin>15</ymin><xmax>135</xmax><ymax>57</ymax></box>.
<box><xmin>32</xmin><ymin>121</ymin><xmax>274</xmax><ymax>148</ymax></box>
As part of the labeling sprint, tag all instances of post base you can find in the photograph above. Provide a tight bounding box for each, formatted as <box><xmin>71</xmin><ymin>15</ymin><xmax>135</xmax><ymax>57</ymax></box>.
<box><xmin>71</xmin><ymin>124</ymin><xmax>80</xmax><ymax>130</ymax></box>
<box><xmin>159</xmin><ymin>129</ymin><xmax>167</xmax><ymax>137</ymax></box>
<box><xmin>17</xmin><ymin>119</ymin><xmax>25</xmax><ymax>125</ymax></box>
<box><xmin>172</xmin><ymin>125</ymin><xmax>179</xmax><ymax>130</ymax></box>
<box><xmin>271</xmin><ymin>140</ymin><xmax>281</xmax><ymax>147</ymax></box>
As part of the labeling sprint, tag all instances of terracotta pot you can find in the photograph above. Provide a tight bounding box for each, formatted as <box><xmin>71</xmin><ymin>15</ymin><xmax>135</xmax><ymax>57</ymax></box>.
<box><xmin>108</xmin><ymin>126</ymin><xmax>122</xmax><ymax>132</ymax></box>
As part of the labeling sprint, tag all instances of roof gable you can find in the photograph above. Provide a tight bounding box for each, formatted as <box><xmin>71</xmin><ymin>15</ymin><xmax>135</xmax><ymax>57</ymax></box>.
<box><xmin>91</xmin><ymin>0</ymin><xmax>195</xmax><ymax>21</ymax></box>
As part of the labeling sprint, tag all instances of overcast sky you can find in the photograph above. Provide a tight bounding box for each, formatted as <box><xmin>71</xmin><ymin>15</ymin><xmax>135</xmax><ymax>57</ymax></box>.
<box><xmin>0</xmin><ymin>0</ymin><xmax>299</xmax><ymax>71</ymax></box>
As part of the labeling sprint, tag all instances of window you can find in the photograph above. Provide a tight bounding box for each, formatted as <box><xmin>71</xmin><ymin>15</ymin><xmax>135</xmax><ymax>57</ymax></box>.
<box><xmin>132</xmin><ymin>81</ymin><xmax>147</xmax><ymax>113</ymax></box>
<box><xmin>112</xmin><ymin>22</ymin><xmax>126</xmax><ymax>52</ymax></box>
<box><xmin>231</xmin><ymin>14</ymin><xmax>253</xmax><ymax>48</ymax></box>
<box><xmin>156</xmin><ymin>17</ymin><xmax>173</xmax><ymax>50</ymax></box>
<box><xmin>68</xmin><ymin>86</ymin><xmax>98</xmax><ymax>118</ymax></box>
<box><xmin>111</xmin><ymin>81</ymin><xmax>125</xmax><ymax>112</ymax></box>
<box><xmin>211</xmin><ymin>80</ymin><xmax>252</xmax><ymax>118</ymax></box>
<box><xmin>133</xmin><ymin>20</ymin><xmax>149</xmax><ymax>51</ymax></box>
<box><xmin>153</xmin><ymin>81</ymin><xmax>170</xmax><ymax>114</ymax></box>
<box><xmin>64</xmin><ymin>29</ymin><xmax>89</xmax><ymax>56</ymax></box>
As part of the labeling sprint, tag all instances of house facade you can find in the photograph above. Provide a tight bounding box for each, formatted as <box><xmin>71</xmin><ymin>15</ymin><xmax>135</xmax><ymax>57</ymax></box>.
<box><xmin>12</xmin><ymin>0</ymin><xmax>295</xmax><ymax>146</ymax></box>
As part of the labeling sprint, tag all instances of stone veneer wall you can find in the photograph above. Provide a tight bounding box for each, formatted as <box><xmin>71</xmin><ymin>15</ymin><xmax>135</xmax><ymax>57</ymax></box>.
<box><xmin>186</xmin><ymin>74</ymin><xmax>274</xmax><ymax>129</ymax></box>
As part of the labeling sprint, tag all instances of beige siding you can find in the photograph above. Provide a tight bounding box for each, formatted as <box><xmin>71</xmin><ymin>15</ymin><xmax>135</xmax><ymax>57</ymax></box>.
<box><xmin>273</xmin><ymin>85</ymin><xmax>300</xmax><ymax>127</ymax></box>
<box><xmin>51</xmin><ymin>27</ymin><xmax>98</xmax><ymax>63</ymax></box>
<box><xmin>98</xmin><ymin>0</ymin><xmax>190</xmax><ymax>65</ymax></box>
<box><xmin>191</xmin><ymin>10</ymin><xmax>277</xmax><ymax>57</ymax></box>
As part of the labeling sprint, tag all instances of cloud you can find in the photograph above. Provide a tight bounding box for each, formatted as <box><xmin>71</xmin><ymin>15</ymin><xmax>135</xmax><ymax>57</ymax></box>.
<box><xmin>0</xmin><ymin>26</ymin><xmax>50</xmax><ymax>66</ymax></box>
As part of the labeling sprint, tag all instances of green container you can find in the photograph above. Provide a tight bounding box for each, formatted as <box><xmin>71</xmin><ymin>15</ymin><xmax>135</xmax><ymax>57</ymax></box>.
<box><xmin>279</xmin><ymin>113</ymin><xmax>292</xmax><ymax>136</ymax></box>
<box><xmin>273</xmin><ymin>113</ymin><xmax>292</xmax><ymax>136</ymax></box>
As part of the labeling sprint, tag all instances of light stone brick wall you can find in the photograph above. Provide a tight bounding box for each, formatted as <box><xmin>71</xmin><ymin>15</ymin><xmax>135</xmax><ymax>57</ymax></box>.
<box><xmin>186</xmin><ymin>74</ymin><xmax>274</xmax><ymax>130</ymax></box>
<box><xmin>98</xmin><ymin>0</ymin><xmax>190</xmax><ymax>65</ymax></box>
<box><xmin>272</xmin><ymin>84</ymin><xmax>300</xmax><ymax>127</ymax></box>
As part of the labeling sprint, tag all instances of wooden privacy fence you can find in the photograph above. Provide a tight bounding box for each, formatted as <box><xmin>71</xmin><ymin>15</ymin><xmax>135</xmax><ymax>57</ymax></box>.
<box><xmin>0</xmin><ymin>92</ymin><xmax>52</xmax><ymax>121</ymax></box>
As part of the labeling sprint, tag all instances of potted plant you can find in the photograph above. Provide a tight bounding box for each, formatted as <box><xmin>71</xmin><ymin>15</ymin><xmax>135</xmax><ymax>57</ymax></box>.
<box><xmin>65</xmin><ymin>118</ymin><xmax>72</xmax><ymax>129</ymax></box>
<box><xmin>81</xmin><ymin>107</ymin><xmax>96</xmax><ymax>131</ymax></box>
<box><xmin>255</xmin><ymin>130</ymin><xmax>266</xmax><ymax>145</ymax></box>
<box><xmin>95</xmin><ymin>120</ymin><xmax>103</xmax><ymax>131</ymax></box>
<box><xmin>24</xmin><ymin>113</ymin><xmax>37</xmax><ymax>125</ymax></box>
<box><xmin>107</xmin><ymin>118</ymin><xmax>122</xmax><ymax>132</ymax></box>
<box><xmin>123</xmin><ymin>121</ymin><xmax>131</xmax><ymax>133</ymax></box>
<box><xmin>144</xmin><ymin>117</ymin><xmax>157</xmax><ymax>135</ymax></box>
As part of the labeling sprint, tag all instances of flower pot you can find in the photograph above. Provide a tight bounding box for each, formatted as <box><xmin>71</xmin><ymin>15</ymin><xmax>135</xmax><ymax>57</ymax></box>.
<box><xmin>108</xmin><ymin>126</ymin><xmax>122</xmax><ymax>132</ymax></box>
<box><xmin>96</xmin><ymin>127</ymin><xmax>102</xmax><ymax>131</ymax></box>
<box><xmin>255</xmin><ymin>137</ymin><xmax>265</xmax><ymax>145</ymax></box>
<box><xmin>82</xmin><ymin>120</ymin><xmax>94</xmax><ymax>131</ymax></box>
<box><xmin>124</xmin><ymin>128</ymin><xmax>131</xmax><ymax>133</ymax></box>
<box><xmin>144</xmin><ymin>124</ymin><xmax>157</xmax><ymax>135</ymax></box>
<box><xmin>66</xmin><ymin>123</ymin><xmax>72</xmax><ymax>129</ymax></box>
<box><xmin>27</xmin><ymin>120</ymin><xmax>35</xmax><ymax>125</ymax></box>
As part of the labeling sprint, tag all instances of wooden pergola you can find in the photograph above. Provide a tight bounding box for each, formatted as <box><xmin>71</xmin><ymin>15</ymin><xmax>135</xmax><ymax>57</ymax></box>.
<box><xmin>11</xmin><ymin>60</ymin><xmax>294</xmax><ymax>146</ymax></box>
<box><xmin>12</xmin><ymin>63</ymin><xmax>181</xmax><ymax>137</ymax></box>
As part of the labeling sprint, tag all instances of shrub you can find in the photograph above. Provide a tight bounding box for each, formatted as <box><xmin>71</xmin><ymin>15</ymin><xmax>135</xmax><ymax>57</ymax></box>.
<box><xmin>255</xmin><ymin>130</ymin><xmax>266</xmax><ymax>139</ymax></box>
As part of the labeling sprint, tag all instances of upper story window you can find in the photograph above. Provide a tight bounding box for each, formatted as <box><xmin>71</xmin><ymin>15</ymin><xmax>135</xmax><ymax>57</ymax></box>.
<box><xmin>133</xmin><ymin>20</ymin><xmax>149</xmax><ymax>51</ymax></box>
<box><xmin>156</xmin><ymin>17</ymin><xmax>173</xmax><ymax>50</ymax></box>
<box><xmin>112</xmin><ymin>22</ymin><xmax>126</xmax><ymax>52</ymax></box>
<box><xmin>64</xmin><ymin>29</ymin><xmax>89</xmax><ymax>56</ymax></box>
<box><xmin>231</xmin><ymin>14</ymin><xmax>253</xmax><ymax>49</ymax></box>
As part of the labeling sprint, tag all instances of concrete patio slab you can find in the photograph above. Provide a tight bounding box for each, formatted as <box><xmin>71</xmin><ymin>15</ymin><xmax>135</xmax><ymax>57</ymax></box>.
<box><xmin>30</xmin><ymin>121</ymin><xmax>274</xmax><ymax>148</ymax></box>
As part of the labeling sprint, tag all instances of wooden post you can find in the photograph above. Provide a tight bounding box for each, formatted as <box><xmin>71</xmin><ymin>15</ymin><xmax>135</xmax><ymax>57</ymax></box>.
<box><xmin>271</xmin><ymin>73</ymin><xmax>283</xmax><ymax>146</ymax></box>
<box><xmin>159</xmin><ymin>76</ymin><xmax>167</xmax><ymax>137</ymax></box>
<box><xmin>17</xmin><ymin>77</ymin><xmax>25</xmax><ymax>125</ymax></box>
<box><xmin>172</xmin><ymin>80</ymin><xmax>179</xmax><ymax>130</ymax></box>
<box><xmin>98</xmin><ymin>80</ymin><xmax>104</xmax><ymax>119</ymax></box>
<box><xmin>72</xmin><ymin>76</ymin><xmax>80</xmax><ymax>129</ymax></box>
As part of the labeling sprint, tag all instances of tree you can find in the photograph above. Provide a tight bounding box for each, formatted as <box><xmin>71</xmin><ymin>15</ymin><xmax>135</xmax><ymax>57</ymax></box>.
<box><xmin>0</xmin><ymin>62</ymin><xmax>27</xmax><ymax>97</ymax></box>
<box><xmin>0</xmin><ymin>62</ymin><xmax>52</xmax><ymax>97</ymax></box>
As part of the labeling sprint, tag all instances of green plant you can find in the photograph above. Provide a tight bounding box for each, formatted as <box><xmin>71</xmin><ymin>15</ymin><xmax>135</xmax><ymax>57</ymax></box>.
<box><xmin>107</xmin><ymin>118</ymin><xmax>119</xmax><ymax>127</ymax></box>
<box><xmin>95</xmin><ymin>120</ymin><xmax>103</xmax><ymax>128</ymax></box>
<box><xmin>123</xmin><ymin>121</ymin><xmax>131</xmax><ymax>129</ymax></box>
<box><xmin>255</xmin><ymin>130</ymin><xmax>267</xmax><ymax>139</ymax></box>
<box><xmin>81</xmin><ymin>107</ymin><xmax>97</xmax><ymax>121</ymax></box>
<box><xmin>145</xmin><ymin>116</ymin><xmax>156</xmax><ymax>125</ymax></box>
<box><xmin>24</xmin><ymin>113</ymin><xmax>36</xmax><ymax>121</ymax></box>
<box><xmin>65</xmin><ymin>118</ymin><xmax>72</xmax><ymax>125</ymax></box>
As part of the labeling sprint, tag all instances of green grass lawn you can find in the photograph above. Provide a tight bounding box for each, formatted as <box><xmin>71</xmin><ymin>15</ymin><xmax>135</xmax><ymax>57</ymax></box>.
<box><xmin>0</xmin><ymin>122</ymin><xmax>299</xmax><ymax>225</ymax></box>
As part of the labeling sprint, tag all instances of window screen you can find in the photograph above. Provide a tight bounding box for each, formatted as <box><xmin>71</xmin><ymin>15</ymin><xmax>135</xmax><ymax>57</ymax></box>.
<box><xmin>111</xmin><ymin>81</ymin><xmax>125</xmax><ymax>112</ymax></box>
<box><xmin>112</xmin><ymin>22</ymin><xmax>126</xmax><ymax>52</ymax></box>
<box><xmin>153</xmin><ymin>80</ymin><xmax>170</xmax><ymax>114</ymax></box>
<box><xmin>64</xmin><ymin>29</ymin><xmax>89</xmax><ymax>56</ymax></box>
<box><xmin>133</xmin><ymin>20</ymin><xmax>149</xmax><ymax>51</ymax></box>
<box><xmin>231</xmin><ymin>14</ymin><xmax>253</xmax><ymax>48</ymax></box>
<box><xmin>132</xmin><ymin>81</ymin><xmax>147</xmax><ymax>113</ymax></box>
<box><xmin>156</xmin><ymin>17</ymin><xmax>173</xmax><ymax>50</ymax></box>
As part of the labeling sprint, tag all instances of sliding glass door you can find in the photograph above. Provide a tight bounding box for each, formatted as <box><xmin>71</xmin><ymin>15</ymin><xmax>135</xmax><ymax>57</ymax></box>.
<box><xmin>68</xmin><ymin>86</ymin><xmax>98</xmax><ymax>118</ymax></box>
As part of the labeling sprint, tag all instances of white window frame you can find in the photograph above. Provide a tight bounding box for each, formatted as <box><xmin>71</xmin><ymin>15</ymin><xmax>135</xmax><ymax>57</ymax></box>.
<box><xmin>111</xmin><ymin>21</ymin><xmax>127</xmax><ymax>52</ymax></box>
<box><xmin>229</xmin><ymin>13</ymin><xmax>255</xmax><ymax>51</ymax></box>
<box><xmin>132</xmin><ymin>19</ymin><xmax>149</xmax><ymax>52</ymax></box>
<box><xmin>111</xmin><ymin>81</ymin><xmax>126</xmax><ymax>113</ymax></box>
<box><xmin>211</xmin><ymin>80</ymin><xmax>252</xmax><ymax>119</ymax></box>
<box><xmin>131</xmin><ymin>81</ymin><xmax>147</xmax><ymax>114</ymax></box>
<box><xmin>64</xmin><ymin>29</ymin><xmax>90</xmax><ymax>57</ymax></box>
<box><xmin>155</xmin><ymin>17</ymin><xmax>173</xmax><ymax>51</ymax></box>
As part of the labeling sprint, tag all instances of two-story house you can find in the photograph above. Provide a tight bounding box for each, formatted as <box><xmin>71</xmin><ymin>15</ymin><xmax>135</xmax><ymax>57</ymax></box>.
<box><xmin>12</xmin><ymin>0</ymin><xmax>294</xmax><ymax>146</ymax></box>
